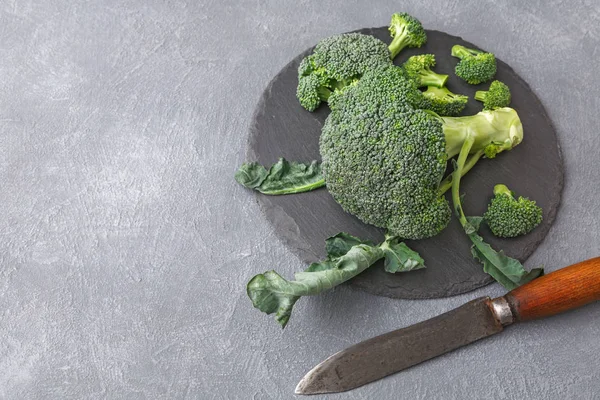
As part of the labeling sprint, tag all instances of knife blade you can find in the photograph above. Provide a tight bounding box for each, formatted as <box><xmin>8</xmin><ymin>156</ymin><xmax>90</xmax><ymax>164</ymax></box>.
<box><xmin>296</xmin><ymin>257</ymin><xmax>600</xmax><ymax>395</ymax></box>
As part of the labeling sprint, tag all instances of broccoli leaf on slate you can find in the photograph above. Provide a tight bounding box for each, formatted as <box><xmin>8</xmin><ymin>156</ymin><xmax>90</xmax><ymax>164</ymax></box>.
<box><xmin>246</xmin><ymin>231</ymin><xmax>423</xmax><ymax>327</ymax></box>
<box><xmin>325</xmin><ymin>232</ymin><xmax>374</xmax><ymax>258</ymax></box>
<box><xmin>247</xmin><ymin>244</ymin><xmax>385</xmax><ymax>328</ymax></box>
<box><xmin>381</xmin><ymin>235</ymin><xmax>426</xmax><ymax>273</ymax></box>
<box><xmin>466</xmin><ymin>218</ymin><xmax>543</xmax><ymax>290</ymax></box>
<box><xmin>234</xmin><ymin>162</ymin><xmax>269</xmax><ymax>189</ymax></box>
<box><xmin>235</xmin><ymin>158</ymin><xmax>325</xmax><ymax>195</ymax></box>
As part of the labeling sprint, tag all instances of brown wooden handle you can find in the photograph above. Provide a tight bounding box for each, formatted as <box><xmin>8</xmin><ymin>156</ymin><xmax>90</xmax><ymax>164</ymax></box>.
<box><xmin>505</xmin><ymin>257</ymin><xmax>600</xmax><ymax>321</ymax></box>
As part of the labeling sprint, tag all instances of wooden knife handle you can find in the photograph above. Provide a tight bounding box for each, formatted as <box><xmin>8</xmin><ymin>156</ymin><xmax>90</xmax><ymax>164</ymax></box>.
<box><xmin>505</xmin><ymin>257</ymin><xmax>600</xmax><ymax>322</ymax></box>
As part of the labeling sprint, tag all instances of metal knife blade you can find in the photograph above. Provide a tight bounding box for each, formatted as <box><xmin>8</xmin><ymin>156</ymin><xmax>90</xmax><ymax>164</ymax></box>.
<box><xmin>295</xmin><ymin>297</ymin><xmax>506</xmax><ymax>395</ymax></box>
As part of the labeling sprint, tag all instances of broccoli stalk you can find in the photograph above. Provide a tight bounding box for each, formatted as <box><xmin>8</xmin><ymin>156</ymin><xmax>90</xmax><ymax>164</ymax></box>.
<box><xmin>450</xmin><ymin>132</ymin><xmax>543</xmax><ymax>290</ymax></box>
<box><xmin>436</xmin><ymin>107</ymin><xmax>523</xmax><ymax>194</ymax></box>
<box><xmin>441</xmin><ymin>107</ymin><xmax>523</xmax><ymax>160</ymax></box>
<box><xmin>451</xmin><ymin>45</ymin><xmax>483</xmax><ymax>59</ymax></box>
<box><xmin>388</xmin><ymin>13</ymin><xmax>427</xmax><ymax>59</ymax></box>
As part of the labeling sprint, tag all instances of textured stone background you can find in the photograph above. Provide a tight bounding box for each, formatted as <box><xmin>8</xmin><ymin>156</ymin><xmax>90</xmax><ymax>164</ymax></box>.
<box><xmin>0</xmin><ymin>0</ymin><xmax>598</xmax><ymax>399</ymax></box>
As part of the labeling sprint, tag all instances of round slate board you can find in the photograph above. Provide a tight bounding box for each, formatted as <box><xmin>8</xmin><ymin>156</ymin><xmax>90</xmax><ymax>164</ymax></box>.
<box><xmin>246</xmin><ymin>28</ymin><xmax>563</xmax><ymax>299</ymax></box>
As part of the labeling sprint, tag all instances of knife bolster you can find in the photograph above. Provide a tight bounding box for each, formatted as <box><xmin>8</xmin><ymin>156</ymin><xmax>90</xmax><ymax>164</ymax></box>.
<box><xmin>489</xmin><ymin>297</ymin><xmax>515</xmax><ymax>326</ymax></box>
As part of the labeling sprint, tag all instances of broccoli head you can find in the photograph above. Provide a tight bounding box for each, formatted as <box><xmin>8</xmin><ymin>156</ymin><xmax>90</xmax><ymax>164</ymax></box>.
<box><xmin>422</xmin><ymin>86</ymin><xmax>468</xmax><ymax>116</ymax></box>
<box><xmin>296</xmin><ymin>33</ymin><xmax>392</xmax><ymax>111</ymax></box>
<box><xmin>320</xmin><ymin>65</ymin><xmax>524</xmax><ymax>239</ymax></box>
<box><xmin>388</xmin><ymin>13</ymin><xmax>427</xmax><ymax>59</ymax></box>
<box><xmin>483</xmin><ymin>184</ymin><xmax>542</xmax><ymax>238</ymax></box>
<box><xmin>451</xmin><ymin>45</ymin><xmax>497</xmax><ymax>85</ymax></box>
<box><xmin>402</xmin><ymin>54</ymin><xmax>448</xmax><ymax>88</ymax></box>
<box><xmin>475</xmin><ymin>80</ymin><xmax>511</xmax><ymax>110</ymax></box>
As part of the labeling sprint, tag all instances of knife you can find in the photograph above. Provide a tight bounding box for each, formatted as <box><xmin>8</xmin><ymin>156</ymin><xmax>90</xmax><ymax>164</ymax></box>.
<box><xmin>295</xmin><ymin>257</ymin><xmax>600</xmax><ymax>395</ymax></box>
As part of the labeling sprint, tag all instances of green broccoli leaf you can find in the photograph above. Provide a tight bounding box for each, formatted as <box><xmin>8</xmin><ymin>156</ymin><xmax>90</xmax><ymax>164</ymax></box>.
<box><xmin>234</xmin><ymin>162</ymin><xmax>269</xmax><ymax>189</ymax></box>
<box><xmin>235</xmin><ymin>158</ymin><xmax>325</xmax><ymax>195</ymax></box>
<box><xmin>381</xmin><ymin>235</ymin><xmax>425</xmax><ymax>273</ymax></box>
<box><xmin>465</xmin><ymin>217</ymin><xmax>543</xmax><ymax>290</ymax></box>
<box><xmin>247</xmin><ymin>243</ymin><xmax>385</xmax><ymax>328</ymax></box>
<box><xmin>325</xmin><ymin>232</ymin><xmax>374</xmax><ymax>258</ymax></box>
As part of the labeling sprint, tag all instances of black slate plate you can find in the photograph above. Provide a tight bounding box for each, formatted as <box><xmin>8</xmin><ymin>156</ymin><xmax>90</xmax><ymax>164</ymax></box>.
<box><xmin>246</xmin><ymin>28</ymin><xmax>563</xmax><ymax>299</ymax></box>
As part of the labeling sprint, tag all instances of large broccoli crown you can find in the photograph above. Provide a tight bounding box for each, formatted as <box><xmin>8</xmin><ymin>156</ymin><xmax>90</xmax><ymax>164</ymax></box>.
<box><xmin>296</xmin><ymin>33</ymin><xmax>392</xmax><ymax>111</ymax></box>
<box><xmin>451</xmin><ymin>45</ymin><xmax>497</xmax><ymax>85</ymax></box>
<box><xmin>422</xmin><ymin>86</ymin><xmax>468</xmax><ymax>116</ymax></box>
<box><xmin>320</xmin><ymin>65</ymin><xmax>450</xmax><ymax>239</ymax></box>
<box><xmin>475</xmin><ymin>80</ymin><xmax>511</xmax><ymax>110</ymax></box>
<box><xmin>484</xmin><ymin>184</ymin><xmax>543</xmax><ymax>238</ymax></box>
<box><xmin>388</xmin><ymin>13</ymin><xmax>427</xmax><ymax>59</ymax></box>
<box><xmin>402</xmin><ymin>54</ymin><xmax>448</xmax><ymax>88</ymax></box>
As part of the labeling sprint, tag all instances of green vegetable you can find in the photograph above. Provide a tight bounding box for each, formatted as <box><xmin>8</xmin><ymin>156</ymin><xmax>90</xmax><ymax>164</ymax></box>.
<box><xmin>388</xmin><ymin>12</ymin><xmax>427</xmax><ymax>59</ymax></box>
<box><xmin>380</xmin><ymin>235</ymin><xmax>425</xmax><ymax>273</ymax></box>
<box><xmin>320</xmin><ymin>64</ymin><xmax>525</xmax><ymax>240</ymax></box>
<box><xmin>235</xmin><ymin>158</ymin><xmax>325</xmax><ymax>195</ymax></box>
<box><xmin>483</xmin><ymin>184</ymin><xmax>543</xmax><ymax>238</ymax></box>
<box><xmin>296</xmin><ymin>33</ymin><xmax>393</xmax><ymax>111</ymax></box>
<box><xmin>451</xmin><ymin>44</ymin><xmax>497</xmax><ymax>84</ymax></box>
<box><xmin>402</xmin><ymin>54</ymin><xmax>448</xmax><ymax>88</ymax></box>
<box><xmin>475</xmin><ymin>80</ymin><xmax>511</xmax><ymax>110</ymax></box>
<box><xmin>247</xmin><ymin>232</ymin><xmax>424</xmax><ymax>327</ymax></box>
<box><xmin>450</xmin><ymin>134</ymin><xmax>543</xmax><ymax>290</ymax></box>
<box><xmin>422</xmin><ymin>86</ymin><xmax>468</xmax><ymax>116</ymax></box>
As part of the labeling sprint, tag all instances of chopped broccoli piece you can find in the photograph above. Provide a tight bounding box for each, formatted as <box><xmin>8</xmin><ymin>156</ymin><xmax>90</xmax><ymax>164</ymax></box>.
<box><xmin>451</xmin><ymin>45</ymin><xmax>497</xmax><ymax>84</ymax></box>
<box><xmin>296</xmin><ymin>33</ymin><xmax>393</xmax><ymax>111</ymax></box>
<box><xmin>320</xmin><ymin>65</ymin><xmax>524</xmax><ymax>239</ymax></box>
<box><xmin>422</xmin><ymin>86</ymin><xmax>468</xmax><ymax>116</ymax></box>
<box><xmin>483</xmin><ymin>184</ymin><xmax>543</xmax><ymax>238</ymax></box>
<box><xmin>475</xmin><ymin>80</ymin><xmax>511</xmax><ymax>110</ymax></box>
<box><xmin>388</xmin><ymin>13</ymin><xmax>427</xmax><ymax>59</ymax></box>
<box><xmin>402</xmin><ymin>54</ymin><xmax>448</xmax><ymax>88</ymax></box>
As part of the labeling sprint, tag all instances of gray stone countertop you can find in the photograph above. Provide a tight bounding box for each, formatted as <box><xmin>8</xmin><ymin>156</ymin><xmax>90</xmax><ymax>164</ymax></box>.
<box><xmin>1</xmin><ymin>0</ymin><xmax>599</xmax><ymax>399</ymax></box>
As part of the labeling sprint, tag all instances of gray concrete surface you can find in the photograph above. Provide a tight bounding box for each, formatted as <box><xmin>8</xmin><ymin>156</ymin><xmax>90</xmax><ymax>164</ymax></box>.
<box><xmin>0</xmin><ymin>0</ymin><xmax>598</xmax><ymax>399</ymax></box>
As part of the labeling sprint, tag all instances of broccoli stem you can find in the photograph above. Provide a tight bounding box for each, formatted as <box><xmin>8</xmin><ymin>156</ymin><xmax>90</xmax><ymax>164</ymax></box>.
<box><xmin>441</xmin><ymin>108</ymin><xmax>524</xmax><ymax>159</ymax></box>
<box><xmin>388</xmin><ymin>29</ymin><xmax>410</xmax><ymax>59</ymax></box>
<box><xmin>438</xmin><ymin>149</ymin><xmax>484</xmax><ymax>195</ymax></box>
<box><xmin>451</xmin><ymin>136</ymin><xmax>475</xmax><ymax>226</ymax></box>
<box><xmin>317</xmin><ymin>86</ymin><xmax>332</xmax><ymax>101</ymax></box>
<box><xmin>493</xmin><ymin>183</ymin><xmax>512</xmax><ymax>197</ymax></box>
<box><xmin>436</xmin><ymin>108</ymin><xmax>523</xmax><ymax>195</ymax></box>
<box><xmin>421</xmin><ymin>71</ymin><xmax>449</xmax><ymax>88</ymax></box>
<box><xmin>474</xmin><ymin>90</ymin><xmax>488</xmax><ymax>102</ymax></box>
<box><xmin>451</xmin><ymin>44</ymin><xmax>481</xmax><ymax>59</ymax></box>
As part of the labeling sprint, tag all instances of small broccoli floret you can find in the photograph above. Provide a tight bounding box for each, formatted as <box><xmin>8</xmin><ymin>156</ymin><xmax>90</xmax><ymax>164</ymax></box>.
<box><xmin>422</xmin><ymin>86</ymin><xmax>468</xmax><ymax>116</ymax></box>
<box><xmin>402</xmin><ymin>54</ymin><xmax>448</xmax><ymax>88</ymax></box>
<box><xmin>296</xmin><ymin>33</ymin><xmax>393</xmax><ymax>111</ymax></box>
<box><xmin>475</xmin><ymin>80</ymin><xmax>511</xmax><ymax>110</ymax></box>
<box><xmin>388</xmin><ymin>13</ymin><xmax>427</xmax><ymax>59</ymax></box>
<box><xmin>320</xmin><ymin>65</ymin><xmax>524</xmax><ymax>239</ymax></box>
<box><xmin>451</xmin><ymin>45</ymin><xmax>497</xmax><ymax>85</ymax></box>
<box><xmin>483</xmin><ymin>184</ymin><xmax>542</xmax><ymax>238</ymax></box>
